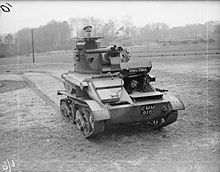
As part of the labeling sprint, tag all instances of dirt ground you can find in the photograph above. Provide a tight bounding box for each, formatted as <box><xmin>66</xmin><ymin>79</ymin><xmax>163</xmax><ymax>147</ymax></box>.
<box><xmin>0</xmin><ymin>53</ymin><xmax>219</xmax><ymax>171</ymax></box>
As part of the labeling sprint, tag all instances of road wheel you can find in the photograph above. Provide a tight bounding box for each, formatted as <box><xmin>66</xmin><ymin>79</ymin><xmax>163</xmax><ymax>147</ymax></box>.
<box><xmin>75</xmin><ymin>108</ymin><xmax>93</xmax><ymax>137</ymax></box>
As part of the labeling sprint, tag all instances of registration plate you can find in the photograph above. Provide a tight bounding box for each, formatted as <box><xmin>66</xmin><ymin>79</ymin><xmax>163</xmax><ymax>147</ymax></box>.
<box><xmin>141</xmin><ymin>104</ymin><xmax>155</xmax><ymax>116</ymax></box>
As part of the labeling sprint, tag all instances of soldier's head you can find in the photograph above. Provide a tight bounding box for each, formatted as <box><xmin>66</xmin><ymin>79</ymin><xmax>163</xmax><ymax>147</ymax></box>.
<box><xmin>83</xmin><ymin>25</ymin><xmax>92</xmax><ymax>37</ymax></box>
<box><xmin>130</xmin><ymin>80</ymin><xmax>138</xmax><ymax>89</ymax></box>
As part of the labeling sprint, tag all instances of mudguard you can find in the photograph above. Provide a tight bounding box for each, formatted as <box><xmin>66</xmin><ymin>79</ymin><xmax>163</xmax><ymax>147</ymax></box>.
<box><xmin>164</xmin><ymin>93</ymin><xmax>185</xmax><ymax>111</ymax></box>
<box><xmin>85</xmin><ymin>100</ymin><xmax>111</xmax><ymax>121</ymax></box>
<box><xmin>57</xmin><ymin>89</ymin><xmax>110</xmax><ymax>121</ymax></box>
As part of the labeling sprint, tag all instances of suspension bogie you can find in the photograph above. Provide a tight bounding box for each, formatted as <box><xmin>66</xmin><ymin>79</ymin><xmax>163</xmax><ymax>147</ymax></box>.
<box><xmin>60</xmin><ymin>97</ymin><xmax>105</xmax><ymax>138</ymax></box>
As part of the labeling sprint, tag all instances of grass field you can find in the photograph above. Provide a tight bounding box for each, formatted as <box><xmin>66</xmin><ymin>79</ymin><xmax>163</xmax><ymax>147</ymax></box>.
<box><xmin>0</xmin><ymin>45</ymin><xmax>219</xmax><ymax>171</ymax></box>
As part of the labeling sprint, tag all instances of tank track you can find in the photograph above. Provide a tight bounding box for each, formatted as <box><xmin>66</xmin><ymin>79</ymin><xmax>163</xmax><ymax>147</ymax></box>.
<box><xmin>147</xmin><ymin>110</ymin><xmax>178</xmax><ymax>129</ymax></box>
<box><xmin>60</xmin><ymin>98</ymin><xmax>104</xmax><ymax>138</ymax></box>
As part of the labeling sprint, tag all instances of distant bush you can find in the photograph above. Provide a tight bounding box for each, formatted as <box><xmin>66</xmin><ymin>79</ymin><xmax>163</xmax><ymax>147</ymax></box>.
<box><xmin>208</xmin><ymin>38</ymin><xmax>215</xmax><ymax>43</ymax></box>
<box><xmin>0</xmin><ymin>54</ymin><xmax>5</xmax><ymax>58</ymax></box>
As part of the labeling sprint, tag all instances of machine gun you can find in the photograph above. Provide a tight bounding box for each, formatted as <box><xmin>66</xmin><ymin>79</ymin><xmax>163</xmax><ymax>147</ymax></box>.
<box><xmin>85</xmin><ymin>45</ymin><xmax>120</xmax><ymax>54</ymax></box>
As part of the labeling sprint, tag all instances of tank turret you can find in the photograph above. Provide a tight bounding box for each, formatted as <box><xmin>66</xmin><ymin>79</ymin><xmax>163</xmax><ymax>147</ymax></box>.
<box><xmin>57</xmin><ymin>26</ymin><xmax>185</xmax><ymax>138</ymax></box>
<box><xmin>72</xmin><ymin>26</ymin><xmax>130</xmax><ymax>74</ymax></box>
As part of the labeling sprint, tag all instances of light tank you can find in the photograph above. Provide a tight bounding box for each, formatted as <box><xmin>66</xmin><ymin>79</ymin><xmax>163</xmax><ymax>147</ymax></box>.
<box><xmin>57</xmin><ymin>26</ymin><xmax>185</xmax><ymax>138</ymax></box>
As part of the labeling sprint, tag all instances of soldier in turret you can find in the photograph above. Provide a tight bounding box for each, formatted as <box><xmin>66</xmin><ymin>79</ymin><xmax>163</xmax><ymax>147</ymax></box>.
<box><xmin>83</xmin><ymin>25</ymin><xmax>92</xmax><ymax>37</ymax></box>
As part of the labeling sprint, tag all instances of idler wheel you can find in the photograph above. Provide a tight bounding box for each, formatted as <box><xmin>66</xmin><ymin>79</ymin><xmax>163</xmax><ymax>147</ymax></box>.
<box><xmin>60</xmin><ymin>101</ymin><xmax>71</xmax><ymax>119</ymax></box>
<box><xmin>60</xmin><ymin>100</ymin><xmax>75</xmax><ymax>124</ymax></box>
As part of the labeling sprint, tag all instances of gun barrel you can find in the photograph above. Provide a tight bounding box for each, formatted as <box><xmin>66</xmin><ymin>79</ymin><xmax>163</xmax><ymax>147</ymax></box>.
<box><xmin>85</xmin><ymin>47</ymin><xmax>116</xmax><ymax>54</ymax></box>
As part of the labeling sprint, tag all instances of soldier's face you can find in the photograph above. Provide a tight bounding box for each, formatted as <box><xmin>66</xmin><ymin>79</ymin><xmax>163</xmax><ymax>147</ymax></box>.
<box><xmin>131</xmin><ymin>80</ymin><xmax>137</xmax><ymax>88</ymax></box>
<box><xmin>86</xmin><ymin>31</ymin><xmax>91</xmax><ymax>37</ymax></box>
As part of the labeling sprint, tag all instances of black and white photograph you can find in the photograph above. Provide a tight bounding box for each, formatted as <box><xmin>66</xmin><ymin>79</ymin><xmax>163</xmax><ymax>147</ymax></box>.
<box><xmin>0</xmin><ymin>1</ymin><xmax>219</xmax><ymax>171</ymax></box>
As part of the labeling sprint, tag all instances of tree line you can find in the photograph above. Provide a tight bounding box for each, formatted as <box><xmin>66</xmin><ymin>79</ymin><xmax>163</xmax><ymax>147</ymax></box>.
<box><xmin>0</xmin><ymin>17</ymin><xmax>219</xmax><ymax>58</ymax></box>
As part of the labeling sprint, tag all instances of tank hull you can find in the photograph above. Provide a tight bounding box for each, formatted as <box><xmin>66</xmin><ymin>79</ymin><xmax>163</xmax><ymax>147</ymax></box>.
<box><xmin>57</xmin><ymin>28</ymin><xmax>185</xmax><ymax>138</ymax></box>
<box><xmin>58</xmin><ymin>84</ymin><xmax>184</xmax><ymax>138</ymax></box>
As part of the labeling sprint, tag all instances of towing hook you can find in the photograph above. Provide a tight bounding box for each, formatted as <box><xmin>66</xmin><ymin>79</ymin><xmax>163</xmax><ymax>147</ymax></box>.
<box><xmin>162</xmin><ymin>106</ymin><xmax>167</xmax><ymax>112</ymax></box>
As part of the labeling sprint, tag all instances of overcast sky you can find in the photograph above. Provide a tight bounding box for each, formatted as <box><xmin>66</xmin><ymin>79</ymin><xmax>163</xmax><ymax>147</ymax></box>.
<box><xmin>0</xmin><ymin>1</ymin><xmax>220</xmax><ymax>34</ymax></box>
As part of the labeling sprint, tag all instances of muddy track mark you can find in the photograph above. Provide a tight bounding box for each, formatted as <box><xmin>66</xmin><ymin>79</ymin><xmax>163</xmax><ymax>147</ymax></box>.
<box><xmin>20</xmin><ymin>74</ymin><xmax>82</xmax><ymax>136</ymax></box>
<box><xmin>25</xmin><ymin>70</ymin><xmax>63</xmax><ymax>83</ymax></box>
<box><xmin>25</xmin><ymin>70</ymin><xmax>64</xmax><ymax>83</ymax></box>
<box><xmin>45</xmin><ymin>73</ymin><xmax>63</xmax><ymax>83</ymax></box>
<box><xmin>20</xmin><ymin>75</ymin><xmax>60</xmax><ymax>113</ymax></box>
<box><xmin>1</xmin><ymin>70</ymin><xmax>64</xmax><ymax>83</ymax></box>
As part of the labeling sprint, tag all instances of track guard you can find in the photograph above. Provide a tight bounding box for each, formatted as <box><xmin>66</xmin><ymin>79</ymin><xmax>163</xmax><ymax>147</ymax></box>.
<box><xmin>85</xmin><ymin>100</ymin><xmax>111</xmax><ymax>121</ymax></box>
<box><xmin>164</xmin><ymin>93</ymin><xmax>185</xmax><ymax>111</ymax></box>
